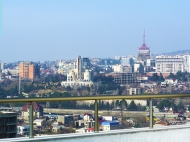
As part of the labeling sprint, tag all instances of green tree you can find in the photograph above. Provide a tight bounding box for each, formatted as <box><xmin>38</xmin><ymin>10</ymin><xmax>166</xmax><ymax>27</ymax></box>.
<box><xmin>128</xmin><ymin>100</ymin><xmax>138</xmax><ymax>111</ymax></box>
<box><xmin>151</xmin><ymin>73</ymin><xmax>159</xmax><ymax>81</ymax></box>
<box><xmin>120</xmin><ymin>99</ymin><xmax>127</xmax><ymax>110</ymax></box>
<box><xmin>177</xmin><ymin>101</ymin><xmax>185</xmax><ymax>112</ymax></box>
<box><xmin>159</xmin><ymin>73</ymin><xmax>164</xmax><ymax>82</ymax></box>
<box><xmin>170</xmin><ymin>101</ymin><xmax>178</xmax><ymax>112</ymax></box>
<box><xmin>168</xmin><ymin>73</ymin><xmax>175</xmax><ymax>79</ymax></box>
<box><xmin>115</xmin><ymin>100</ymin><xmax>120</xmax><ymax>107</ymax></box>
<box><xmin>156</xmin><ymin>99</ymin><xmax>171</xmax><ymax>111</ymax></box>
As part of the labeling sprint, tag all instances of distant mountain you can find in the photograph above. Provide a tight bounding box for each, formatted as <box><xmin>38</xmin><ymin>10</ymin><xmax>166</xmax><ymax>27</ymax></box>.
<box><xmin>152</xmin><ymin>49</ymin><xmax>190</xmax><ymax>57</ymax></box>
<box><xmin>162</xmin><ymin>49</ymin><xmax>190</xmax><ymax>55</ymax></box>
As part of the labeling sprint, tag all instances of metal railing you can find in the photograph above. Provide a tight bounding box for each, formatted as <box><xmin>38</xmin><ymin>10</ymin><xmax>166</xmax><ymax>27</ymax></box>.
<box><xmin>1</xmin><ymin>94</ymin><xmax>190</xmax><ymax>138</ymax></box>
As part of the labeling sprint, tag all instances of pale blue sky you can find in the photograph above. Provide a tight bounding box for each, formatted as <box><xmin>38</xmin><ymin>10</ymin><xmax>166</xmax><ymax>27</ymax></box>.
<box><xmin>0</xmin><ymin>0</ymin><xmax>190</xmax><ymax>62</ymax></box>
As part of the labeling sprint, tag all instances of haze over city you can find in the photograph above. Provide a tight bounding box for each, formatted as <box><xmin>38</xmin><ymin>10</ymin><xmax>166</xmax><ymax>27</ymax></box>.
<box><xmin>2</xmin><ymin>1</ymin><xmax>190</xmax><ymax>141</ymax></box>
<box><xmin>0</xmin><ymin>0</ymin><xmax>190</xmax><ymax>62</ymax></box>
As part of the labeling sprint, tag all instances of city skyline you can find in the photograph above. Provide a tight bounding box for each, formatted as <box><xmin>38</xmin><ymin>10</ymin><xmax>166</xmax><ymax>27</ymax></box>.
<box><xmin>0</xmin><ymin>0</ymin><xmax>190</xmax><ymax>62</ymax></box>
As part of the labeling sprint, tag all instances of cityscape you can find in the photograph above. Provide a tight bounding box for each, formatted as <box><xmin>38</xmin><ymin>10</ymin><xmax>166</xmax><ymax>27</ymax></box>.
<box><xmin>1</xmin><ymin>0</ymin><xmax>190</xmax><ymax>142</ymax></box>
<box><xmin>0</xmin><ymin>31</ymin><xmax>190</xmax><ymax>139</ymax></box>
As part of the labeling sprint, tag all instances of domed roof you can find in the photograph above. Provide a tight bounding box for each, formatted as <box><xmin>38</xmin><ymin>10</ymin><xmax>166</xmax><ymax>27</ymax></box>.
<box><xmin>139</xmin><ymin>43</ymin><xmax>150</xmax><ymax>50</ymax></box>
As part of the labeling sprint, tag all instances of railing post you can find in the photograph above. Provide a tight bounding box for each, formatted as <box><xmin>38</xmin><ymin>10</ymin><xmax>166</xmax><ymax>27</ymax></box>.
<box><xmin>149</xmin><ymin>98</ymin><xmax>153</xmax><ymax>128</ymax></box>
<box><xmin>94</xmin><ymin>100</ymin><xmax>99</xmax><ymax>132</ymax></box>
<box><xmin>29</xmin><ymin>102</ymin><xmax>34</xmax><ymax>138</ymax></box>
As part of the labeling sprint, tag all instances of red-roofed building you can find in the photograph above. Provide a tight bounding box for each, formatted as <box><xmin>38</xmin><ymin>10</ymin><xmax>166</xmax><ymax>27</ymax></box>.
<box><xmin>21</xmin><ymin>102</ymin><xmax>43</xmax><ymax>120</ymax></box>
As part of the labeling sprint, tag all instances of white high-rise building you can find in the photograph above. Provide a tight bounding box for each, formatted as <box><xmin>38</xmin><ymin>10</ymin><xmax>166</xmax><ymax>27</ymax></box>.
<box><xmin>183</xmin><ymin>55</ymin><xmax>190</xmax><ymax>73</ymax></box>
<box><xmin>155</xmin><ymin>55</ymin><xmax>184</xmax><ymax>73</ymax></box>
<box><xmin>0</xmin><ymin>61</ymin><xmax>4</xmax><ymax>71</ymax></box>
<box><xmin>121</xmin><ymin>57</ymin><xmax>134</xmax><ymax>66</ymax></box>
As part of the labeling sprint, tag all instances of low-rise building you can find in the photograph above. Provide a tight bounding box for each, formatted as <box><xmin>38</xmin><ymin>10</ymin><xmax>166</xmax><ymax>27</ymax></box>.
<box><xmin>83</xmin><ymin>114</ymin><xmax>93</xmax><ymax>121</ymax></box>
<box><xmin>34</xmin><ymin>119</ymin><xmax>46</xmax><ymax>127</ymax></box>
<box><xmin>75</xmin><ymin>120</ymin><xmax>85</xmax><ymax>128</ymax></box>
<box><xmin>102</xmin><ymin>116</ymin><xmax>114</xmax><ymax>121</ymax></box>
<box><xmin>127</xmin><ymin>88</ymin><xmax>141</xmax><ymax>95</ymax></box>
<box><xmin>17</xmin><ymin>126</ymin><xmax>30</xmax><ymax>137</ymax></box>
<box><xmin>21</xmin><ymin>102</ymin><xmax>43</xmax><ymax>120</ymax></box>
<box><xmin>75</xmin><ymin>127</ymin><xmax>94</xmax><ymax>133</ymax></box>
<box><xmin>57</xmin><ymin>115</ymin><xmax>73</xmax><ymax>125</ymax></box>
<box><xmin>52</xmin><ymin>124</ymin><xmax>65</xmax><ymax>133</ymax></box>
<box><xmin>101</xmin><ymin>121</ymin><xmax>120</xmax><ymax>131</ymax></box>
<box><xmin>85</xmin><ymin>120</ymin><xmax>95</xmax><ymax>128</ymax></box>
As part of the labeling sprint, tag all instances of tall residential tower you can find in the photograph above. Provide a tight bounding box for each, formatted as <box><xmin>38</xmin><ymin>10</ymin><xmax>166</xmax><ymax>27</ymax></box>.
<box><xmin>19</xmin><ymin>62</ymin><xmax>40</xmax><ymax>80</ymax></box>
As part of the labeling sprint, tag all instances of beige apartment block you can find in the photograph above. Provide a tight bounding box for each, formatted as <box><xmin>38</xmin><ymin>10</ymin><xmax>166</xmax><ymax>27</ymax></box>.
<box><xmin>19</xmin><ymin>62</ymin><xmax>40</xmax><ymax>80</ymax></box>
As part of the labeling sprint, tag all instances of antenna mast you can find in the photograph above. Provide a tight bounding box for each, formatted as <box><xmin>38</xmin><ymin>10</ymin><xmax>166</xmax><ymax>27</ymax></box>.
<box><xmin>143</xmin><ymin>30</ymin><xmax>145</xmax><ymax>44</ymax></box>
<box><xmin>19</xmin><ymin>74</ymin><xmax>21</xmax><ymax>94</ymax></box>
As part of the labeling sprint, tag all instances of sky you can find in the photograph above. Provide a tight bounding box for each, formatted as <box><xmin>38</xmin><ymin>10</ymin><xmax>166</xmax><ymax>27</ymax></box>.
<box><xmin>0</xmin><ymin>0</ymin><xmax>190</xmax><ymax>62</ymax></box>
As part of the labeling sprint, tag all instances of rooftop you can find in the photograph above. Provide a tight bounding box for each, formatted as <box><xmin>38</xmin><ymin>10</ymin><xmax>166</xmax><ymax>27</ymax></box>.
<box><xmin>1</xmin><ymin>124</ymin><xmax>190</xmax><ymax>142</ymax></box>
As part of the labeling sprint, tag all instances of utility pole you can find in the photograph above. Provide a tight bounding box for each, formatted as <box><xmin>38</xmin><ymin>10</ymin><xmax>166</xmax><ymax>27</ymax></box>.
<box><xmin>18</xmin><ymin>74</ymin><xmax>21</xmax><ymax>94</ymax></box>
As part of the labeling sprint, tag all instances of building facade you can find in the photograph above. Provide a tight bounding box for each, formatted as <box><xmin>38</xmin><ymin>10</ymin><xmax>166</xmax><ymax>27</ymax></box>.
<box><xmin>0</xmin><ymin>111</ymin><xmax>17</xmax><ymax>139</ymax></box>
<box><xmin>57</xmin><ymin>115</ymin><xmax>73</xmax><ymax>125</ymax></box>
<box><xmin>19</xmin><ymin>62</ymin><xmax>40</xmax><ymax>80</ymax></box>
<box><xmin>155</xmin><ymin>55</ymin><xmax>184</xmax><ymax>73</ymax></box>
<box><xmin>113</xmin><ymin>65</ymin><xmax>132</xmax><ymax>73</ymax></box>
<box><xmin>21</xmin><ymin>102</ymin><xmax>43</xmax><ymax>120</ymax></box>
<box><xmin>57</xmin><ymin>60</ymin><xmax>76</xmax><ymax>75</ymax></box>
<box><xmin>183</xmin><ymin>55</ymin><xmax>190</xmax><ymax>73</ymax></box>
<box><xmin>61</xmin><ymin>56</ymin><xmax>94</xmax><ymax>88</ymax></box>
<box><xmin>121</xmin><ymin>57</ymin><xmax>134</xmax><ymax>66</ymax></box>
<box><xmin>114</xmin><ymin>73</ymin><xmax>140</xmax><ymax>85</ymax></box>
<box><xmin>17</xmin><ymin>126</ymin><xmax>30</xmax><ymax>137</ymax></box>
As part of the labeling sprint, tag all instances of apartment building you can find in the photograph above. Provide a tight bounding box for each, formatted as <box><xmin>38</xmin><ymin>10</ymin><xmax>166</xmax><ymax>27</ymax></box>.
<box><xmin>19</xmin><ymin>62</ymin><xmax>40</xmax><ymax>80</ymax></box>
<box><xmin>113</xmin><ymin>64</ymin><xmax>132</xmax><ymax>73</ymax></box>
<box><xmin>114</xmin><ymin>73</ymin><xmax>140</xmax><ymax>85</ymax></box>
<box><xmin>0</xmin><ymin>111</ymin><xmax>17</xmax><ymax>139</ymax></box>
<box><xmin>120</xmin><ymin>57</ymin><xmax>134</xmax><ymax>66</ymax></box>
<box><xmin>155</xmin><ymin>55</ymin><xmax>184</xmax><ymax>73</ymax></box>
<box><xmin>183</xmin><ymin>55</ymin><xmax>190</xmax><ymax>73</ymax></box>
<box><xmin>0</xmin><ymin>61</ymin><xmax>4</xmax><ymax>71</ymax></box>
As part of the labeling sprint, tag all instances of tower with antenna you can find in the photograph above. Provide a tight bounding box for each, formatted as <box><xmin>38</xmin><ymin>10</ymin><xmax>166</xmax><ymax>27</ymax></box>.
<box><xmin>137</xmin><ymin>30</ymin><xmax>150</xmax><ymax>61</ymax></box>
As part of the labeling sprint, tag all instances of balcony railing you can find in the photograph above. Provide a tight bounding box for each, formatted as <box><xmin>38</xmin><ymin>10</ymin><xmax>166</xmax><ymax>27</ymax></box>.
<box><xmin>0</xmin><ymin>94</ymin><xmax>190</xmax><ymax>138</ymax></box>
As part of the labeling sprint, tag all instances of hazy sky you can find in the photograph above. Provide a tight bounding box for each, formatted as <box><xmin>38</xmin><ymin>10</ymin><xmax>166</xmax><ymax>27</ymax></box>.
<box><xmin>1</xmin><ymin>0</ymin><xmax>190</xmax><ymax>62</ymax></box>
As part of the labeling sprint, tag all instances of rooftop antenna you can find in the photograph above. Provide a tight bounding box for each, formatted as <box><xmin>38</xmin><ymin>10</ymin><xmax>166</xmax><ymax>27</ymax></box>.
<box><xmin>18</xmin><ymin>74</ymin><xmax>21</xmax><ymax>94</ymax></box>
<box><xmin>143</xmin><ymin>29</ymin><xmax>145</xmax><ymax>44</ymax></box>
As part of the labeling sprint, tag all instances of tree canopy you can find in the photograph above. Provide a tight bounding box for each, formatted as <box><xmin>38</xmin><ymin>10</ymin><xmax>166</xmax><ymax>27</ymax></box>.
<box><xmin>151</xmin><ymin>73</ymin><xmax>164</xmax><ymax>82</ymax></box>
<box><xmin>156</xmin><ymin>99</ymin><xmax>184</xmax><ymax>112</ymax></box>
<box><xmin>128</xmin><ymin>100</ymin><xmax>138</xmax><ymax>111</ymax></box>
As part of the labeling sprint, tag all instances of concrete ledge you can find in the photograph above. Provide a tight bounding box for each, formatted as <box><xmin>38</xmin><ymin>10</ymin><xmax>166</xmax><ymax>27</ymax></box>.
<box><xmin>1</xmin><ymin>124</ymin><xmax>190</xmax><ymax>142</ymax></box>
